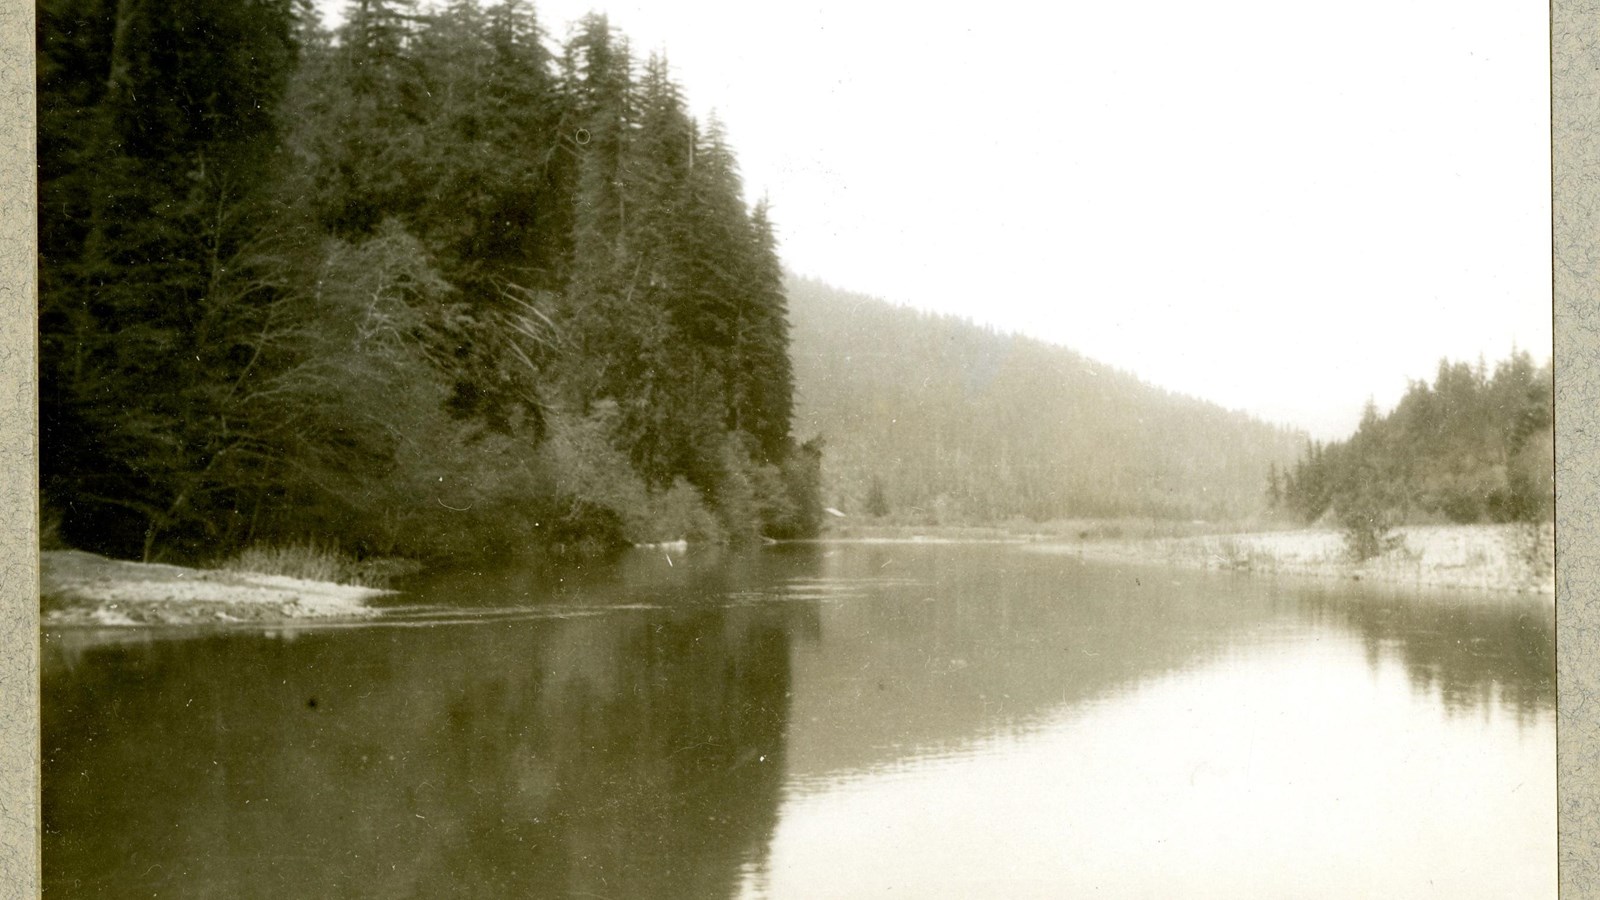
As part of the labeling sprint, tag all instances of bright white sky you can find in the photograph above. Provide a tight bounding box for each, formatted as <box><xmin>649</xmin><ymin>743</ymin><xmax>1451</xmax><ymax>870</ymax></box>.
<box><xmin>320</xmin><ymin>0</ymin><xmax>1552</xmax><ymax>439</ymax></box>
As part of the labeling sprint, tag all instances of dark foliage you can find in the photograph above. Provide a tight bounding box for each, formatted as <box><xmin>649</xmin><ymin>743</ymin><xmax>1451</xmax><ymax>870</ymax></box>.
<box><xmin>38</xmin><ymin>0</ymin><xmax>813</xmax><ymax>562</ymax></box>
<box><xmin>1279</xmin><ymin>352</ymin><xmax>1552</xmax><ymax>556</ymax></box>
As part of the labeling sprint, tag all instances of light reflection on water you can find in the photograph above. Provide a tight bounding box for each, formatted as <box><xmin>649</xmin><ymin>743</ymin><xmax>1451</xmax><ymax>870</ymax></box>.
<box><xmin>43</xmin><ymin>543</ymin><xmax>1553</xmax><ymax>898</ymax></box>
<box><xmin>746</xmin><ymin>634</ymin><xmax>1553</xmax><ymax>899</ymax></box>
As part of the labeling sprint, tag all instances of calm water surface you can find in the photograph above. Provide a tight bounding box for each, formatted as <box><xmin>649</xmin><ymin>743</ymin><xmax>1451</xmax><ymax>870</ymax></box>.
<box><xmin>43</xmin><ymin>543</ymin><xmax>1555</xmax><ymax>898</ymax></box>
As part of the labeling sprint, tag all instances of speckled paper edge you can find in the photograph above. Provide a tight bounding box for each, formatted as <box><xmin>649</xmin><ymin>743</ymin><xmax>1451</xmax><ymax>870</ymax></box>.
<box><xmin>1554</xmin><ymin>2</ymin><xmax>1600</xmax><ymax>895</ymax></box>
<box><xmin>2</xmin><ymin>5</ymin><xmax>1593</xmax><ymax>899</ymax></box>
<box><xmin>0</xmin><ymin>0</ymin><xmax>39</xmax><ymax>895</ymax></box>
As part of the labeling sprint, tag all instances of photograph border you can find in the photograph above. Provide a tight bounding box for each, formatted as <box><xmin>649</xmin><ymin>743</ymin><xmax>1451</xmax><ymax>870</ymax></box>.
<box><xmin>1</xmin><ymin>0</ymin><xmax>39</xmax><ymax>895</ymax></box>
<box><xmin>1</xmin><ymin>2</ymin><xmax>1593</xmax><ymax>896</ymax></box>
<box><xmin>1553</xmin><ymin>0</ymin><xmax>1600</xmax><ymax>893</ymax></box>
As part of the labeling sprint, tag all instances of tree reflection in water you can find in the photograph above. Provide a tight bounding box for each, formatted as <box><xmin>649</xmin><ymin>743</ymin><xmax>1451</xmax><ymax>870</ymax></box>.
<box><xmin>44</xmin><ymin>550</ymin><xmax>822</xmax><ymax>899</ymax></box>
<box><xmin>1292</xmin><ymin>584</ymin><xmax>1553</xmax><ymax>724</ymax></box>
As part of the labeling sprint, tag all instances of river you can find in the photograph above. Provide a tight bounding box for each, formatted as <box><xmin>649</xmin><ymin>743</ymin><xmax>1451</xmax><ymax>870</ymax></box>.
<box><xmin>42</xmin><ymin>541</ymin><xmax>1555</xmax><ymax>898</ymax></box>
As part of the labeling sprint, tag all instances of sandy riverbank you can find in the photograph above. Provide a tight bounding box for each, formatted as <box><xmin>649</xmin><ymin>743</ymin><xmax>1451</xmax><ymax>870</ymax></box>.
<box><xmin>1035</xmin><ymin>523</ymin><xmax>1555</xmax><ymax>595</ymax></box>
<box><xmin>41</xmin><ymin>550</ymin><xmax>390</xmax><ymax>627</ymax></box>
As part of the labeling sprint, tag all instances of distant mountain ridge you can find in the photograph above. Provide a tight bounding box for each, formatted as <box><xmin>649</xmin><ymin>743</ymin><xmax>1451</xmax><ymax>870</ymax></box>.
<box><xmin>785</xmin><ymin>275</ymin><xmax>1305</xmax><ymax>523</ymax></box>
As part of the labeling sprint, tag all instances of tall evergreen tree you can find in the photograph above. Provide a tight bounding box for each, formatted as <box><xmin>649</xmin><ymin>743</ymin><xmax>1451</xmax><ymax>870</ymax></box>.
<box><xmin>674</xmin><ymin>114</ymin><xmax>745</xmax><ymax>354</ymax></box>
<box><xmin>738</xmin><ymin>198</ymin><xmax>795</xmax><ymax>462</ymax></box>
<box><xmin>563</xmin><ymin>13</ymin><xmax>632</xmax><ymax>285</ymax></box>
<box><xmin>38</xmin><ymin>0</ymin><xmax>300</xmax><ymax>559</ymax></box>
<box><xmin>480</xmin><ymin>0</ymin><xmax>568</xmax><ymax>289</ymax></box>
<box><xmin>301</xmin><ymin>0</ymin><xmax>428</xmax><ymax>235</ymax></box>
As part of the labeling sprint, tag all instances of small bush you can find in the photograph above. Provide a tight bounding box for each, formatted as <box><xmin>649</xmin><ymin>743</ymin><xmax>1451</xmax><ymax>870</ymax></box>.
<box><xmin>639</xmin><ymin>478</ymin><xmax>724</xmax><ymax>544</ymax></box>
<box><xmin>1338</xmin><ymin>505</ymin><xmax>1403</xmax><ymax>562</ymax></box>
<box><xmin>1212</xmin><ymin>536</ymin><xmax>1248</xmax><ymax>569</ymax></box>
<box><xmin>711</xmin><ymin>438</ymin><xmax>763</xmax><ymax>542</ymax></box>
<box><xmin>773</xmin><ymin>437</ymin><xmax>825</xmax><ymax>538</ymax></box>
<box><xmin>535</xmin><ymin>408</ymin><xmax>654</xmax><ymax>546</ymax></box>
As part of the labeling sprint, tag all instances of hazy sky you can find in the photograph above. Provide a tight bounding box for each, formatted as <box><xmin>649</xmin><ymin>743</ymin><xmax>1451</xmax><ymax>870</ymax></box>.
<box><xmin>320</xmin><ymin>0</ymin><xmax>1551</xmax><ymax>439</ymax></box>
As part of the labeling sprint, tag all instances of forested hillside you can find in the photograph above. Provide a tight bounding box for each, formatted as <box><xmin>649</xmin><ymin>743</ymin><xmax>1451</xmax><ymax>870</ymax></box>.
<box><xmin>1278</xmin><ymin>353</ymin><xmax>1552</xmax><ymax>549</ymax></box>
<box><xmin>38</xmin><ymin>0</ymin><xmax>818</xmax><ymax>563</ymax></box>
<box><xmin>787</xmin><ymin>277</ymin><xmax>1305</xmax><ymax>524</ymax></box>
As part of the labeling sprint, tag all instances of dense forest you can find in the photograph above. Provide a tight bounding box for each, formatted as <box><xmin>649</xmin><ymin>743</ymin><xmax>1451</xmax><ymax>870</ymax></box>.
<box><xmin>38</xmin><ymin>0</ymin><xmax>819</xmax><ymax>563</ymax></box>
<box><xmin>786</xmin><ymin>277</ymin><xmax>1306</xmax><ymax>524</ymax></box>
<box><xmin>1277</xmin><ymin>352</ymin><xmax>1552</xmax><ymax>554</ymax></box>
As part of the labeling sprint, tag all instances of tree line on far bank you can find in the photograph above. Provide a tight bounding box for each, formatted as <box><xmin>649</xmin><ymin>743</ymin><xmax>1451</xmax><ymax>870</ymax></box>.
<box><xmin>1272</xmin><ymin>351</ymin><xmax>1552</xmax><ymax>557</ymax></box>
<box><xmin>38</xmin><ymin>0</ymin><xmax>819</xmax><ymax>564</ymax></box>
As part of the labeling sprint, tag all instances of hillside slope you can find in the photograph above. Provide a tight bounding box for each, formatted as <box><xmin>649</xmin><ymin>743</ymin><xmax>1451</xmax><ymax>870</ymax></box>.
<box><xmin>786</xmin><ymin>276</ymin><xmax>1304</xmax><ymax>523</ymax></box>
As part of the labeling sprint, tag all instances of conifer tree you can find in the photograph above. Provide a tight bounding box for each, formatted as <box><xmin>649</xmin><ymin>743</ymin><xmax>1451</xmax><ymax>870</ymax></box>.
<box><xmin>481</xmin><ymin>0</ymin><xmax>568</xmax><ymax>289</ymax></box>
<box><xmin>564</xmin><ymin>13</ymin><xmax>632</xmax><ymax>284</ymax></box>
<box><xmin>38</xmin><ymin>0</ymin><xmax>299</xmax><ymax>558</ymax></box>
<box><xmin>739</xmin><ymin>198</ymin><xmax>795</xmax><ymax>462</ymax></box>
<box><xmin>303</xmin><ymin>0</ymin><xmax>428</xmax><ymax>234</ymax></box>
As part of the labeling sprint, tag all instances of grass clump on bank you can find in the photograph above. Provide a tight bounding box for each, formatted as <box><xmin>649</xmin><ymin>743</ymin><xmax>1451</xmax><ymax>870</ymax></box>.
<box><xmin>216</xmin><ymin>540</ymin><xmax>422</xmax><ymax>589</ymax></box>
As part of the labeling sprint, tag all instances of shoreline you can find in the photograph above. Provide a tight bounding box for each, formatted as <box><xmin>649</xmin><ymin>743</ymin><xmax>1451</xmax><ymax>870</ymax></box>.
<box><xmin>41</xmin><ymin>550</ymin><xmax>390</xmax><ymax>627</ymax></box>
<box><xmin>41</xmin><ymin>521</ymin><xmax>1554</xmax><ymax>633</ymax></box>
<box><xmin>1031</xmin><ymin>523</ymin><xmax>1555</xmax><ymax>596</ymax></box>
